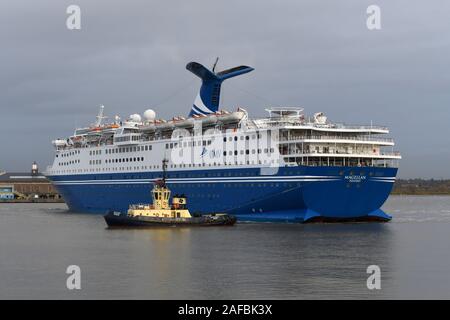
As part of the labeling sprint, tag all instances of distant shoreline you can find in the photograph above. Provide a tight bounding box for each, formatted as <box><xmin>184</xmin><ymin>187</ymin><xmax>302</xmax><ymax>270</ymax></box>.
<box><xmin>0</xmin><ymin>199</ymin><xmax>65</xmax><ymax>204</ymax></box>
<box><xmin>391</xmin><ymin>192</ymin><xmax>450</xmax><ymax>196</ymax></box>
<box><xmin>391</xmin><ymin>179</ymin><xmax>450</xmax><ymax>196</ymax></box>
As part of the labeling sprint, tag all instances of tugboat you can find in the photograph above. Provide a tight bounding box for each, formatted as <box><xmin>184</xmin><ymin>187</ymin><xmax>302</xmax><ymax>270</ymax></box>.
<box><xmin>104</xmin><ymin>160</ymin><xmax>237</xmax><ymax>227</ymax></box>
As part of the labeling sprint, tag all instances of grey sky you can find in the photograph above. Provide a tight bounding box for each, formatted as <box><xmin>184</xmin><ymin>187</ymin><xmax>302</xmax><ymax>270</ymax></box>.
<box><xmin>0</xmin><ymin>0</ymin><xmax>449</xmax><ymax>178</ymax></box>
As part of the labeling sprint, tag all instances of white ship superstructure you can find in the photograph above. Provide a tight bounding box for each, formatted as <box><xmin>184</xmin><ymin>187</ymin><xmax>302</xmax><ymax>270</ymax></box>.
<box><xmin>47</xmin><ymin>106</ymin><xmax>400</xmax><ymax>176</ymax></box>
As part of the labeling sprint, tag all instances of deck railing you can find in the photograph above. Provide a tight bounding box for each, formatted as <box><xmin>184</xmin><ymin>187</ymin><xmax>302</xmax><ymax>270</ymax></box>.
<box><xmin>252</xmin><ymin>118</ymin><xmax>389</xmax><ymax>131</ymax></box>
<box><xmin>279</xmin><ymin>135</ymin><xmax>394</xmax><ymax>143</ymax></box>
<box><xmin>281</xmin><ymin>150</ymin><xmax>401</xmax><ymax>157</ymax></box>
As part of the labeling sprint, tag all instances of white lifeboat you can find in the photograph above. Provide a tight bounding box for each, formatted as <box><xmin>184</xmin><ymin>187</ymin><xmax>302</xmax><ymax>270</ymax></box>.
<box><xmin>52</xmin><ymin>139</ymin><xmax>68</xmax><ymax>148</ymax></box>
<box><xmin>154</xmin><ymin>119</ymin><xmax>174</xmax><ymax>131</ymax></box>
<box><xmin>216</xmin><ymin>109</ymin><xmax>245</xmax><ymax>123</ymax></box>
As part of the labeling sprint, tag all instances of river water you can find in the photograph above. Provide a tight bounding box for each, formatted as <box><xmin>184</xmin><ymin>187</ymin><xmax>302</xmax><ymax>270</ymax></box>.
<box><xmin>0</xmin><ymin>195</ymin><xmax>449</xmax><ymax>299</ymax></box>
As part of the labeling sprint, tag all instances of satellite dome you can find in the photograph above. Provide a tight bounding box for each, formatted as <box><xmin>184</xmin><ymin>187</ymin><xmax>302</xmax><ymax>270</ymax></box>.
<box><xmin>143</xmin><ymin>109</ymin><xmax>156</xmax><ymax>121</ymax></box>
<box><xmin>129</xmin><ymin>114</ymin><xmax>142</xmax><ymax>122</ymax></box>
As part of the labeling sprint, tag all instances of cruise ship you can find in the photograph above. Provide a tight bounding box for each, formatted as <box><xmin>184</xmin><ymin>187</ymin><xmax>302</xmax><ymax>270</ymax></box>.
<box><xmin>45</xmin><ymin>60</ymin><xmax>401</xmax><ymax>222</ymax></box>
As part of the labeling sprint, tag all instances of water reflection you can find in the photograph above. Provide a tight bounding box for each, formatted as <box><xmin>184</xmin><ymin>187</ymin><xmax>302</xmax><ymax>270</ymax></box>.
<box><xmin>2</xmin><ymin>197</ymin><xmax>450</xmax><ymax>299</ymax></box>
<box><xmin>179</xmin><ymin>223</ymin><xmax>395</xmax><ymax>299</ymax></box>
<box><xmin>107</xmin><ymin>223</ymin><xmax>395</xmax><ymax>299</ymax></box>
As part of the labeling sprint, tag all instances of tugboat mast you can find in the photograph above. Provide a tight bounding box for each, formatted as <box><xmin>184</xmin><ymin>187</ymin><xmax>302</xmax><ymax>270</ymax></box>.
<box><xmin>162</xmin><ymin>158</ymin><xmax>168</xmax><ymax>185</ymax></box>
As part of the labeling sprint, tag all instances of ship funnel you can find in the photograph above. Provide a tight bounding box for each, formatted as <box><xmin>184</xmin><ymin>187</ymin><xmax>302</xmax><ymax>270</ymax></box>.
<box><xmin>186</xmin><ymin>60</ymin><xmax>254</xmax><ymax>117</ymax></box>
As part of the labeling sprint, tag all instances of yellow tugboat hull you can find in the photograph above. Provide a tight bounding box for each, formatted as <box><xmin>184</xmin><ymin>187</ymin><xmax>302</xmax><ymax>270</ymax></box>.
<box><xmin>127</xmin><ymin>208</ymin><xmax>192</xmax><ymax>219</ymax></box>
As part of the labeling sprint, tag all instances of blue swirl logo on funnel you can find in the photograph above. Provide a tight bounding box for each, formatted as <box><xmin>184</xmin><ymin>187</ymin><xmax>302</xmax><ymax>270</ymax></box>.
<box><xmin>186</xmin><ymin>61</ymin><xmax>254</xmax><ymax>117</ymax></box>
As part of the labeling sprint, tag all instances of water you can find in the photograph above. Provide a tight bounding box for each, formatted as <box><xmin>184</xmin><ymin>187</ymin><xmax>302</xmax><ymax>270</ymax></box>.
<box><xmin>1</xmin><ymin>196</ymin><xmax>450</xmax><ymax>299</ymax></box>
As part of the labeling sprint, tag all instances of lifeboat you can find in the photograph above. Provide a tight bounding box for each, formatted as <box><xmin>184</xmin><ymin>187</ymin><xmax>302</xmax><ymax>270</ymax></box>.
<box><xmin>173</xmin><ymin>117</ymin><xmax>195</xmax><ymax>128</ymax></box>
<box><xmin>139</xmin><ymin>109</ymin><xmax>246</xmax><ymax>132</ymax></box>
<box><xmin>215</xmin><ymin>109</ymin><xmax>245</xmax><ymax>123</ymax></box>
<box><xmin>52</xmin><ymin>139</ymin><xmax>68</xmax><ymax>148</ymax></box>
<box><xmin>154</xmin><ymin>119</ymin><xmax>174</xmax><ymax>131</ymax></box>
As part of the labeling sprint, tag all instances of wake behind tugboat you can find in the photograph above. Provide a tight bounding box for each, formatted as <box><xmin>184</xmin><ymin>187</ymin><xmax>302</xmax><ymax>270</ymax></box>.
<box><xmin>104</xmin><ymin>160</ymin><xmax>237</xmax><ymax>228</ymax></box>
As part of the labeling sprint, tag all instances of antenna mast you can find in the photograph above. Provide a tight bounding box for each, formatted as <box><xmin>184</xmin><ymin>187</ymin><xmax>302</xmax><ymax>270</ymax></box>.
<box><xmin>212</xmin><ymin>57</ymin><xmax>219</xmax><ymax>73</ymax></box>
<box><xmin>162</xmin><ymin>158</ymin><xmax>168</xmax><ymax>184</ymax></box>
<box><xmin>95</xmin><ymin>105</ymin><xmax>107</xmax><ymax>127</ymax></box>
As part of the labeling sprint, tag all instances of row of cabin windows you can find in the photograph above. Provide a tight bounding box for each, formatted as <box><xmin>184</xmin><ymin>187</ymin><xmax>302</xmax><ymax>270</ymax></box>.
<box><xmin>59</xmin><ymin>135</ymin><xmax>262</xmax><ymax>158</ymax></box>
<box><xmin>114</xmin><ymin>135</ymin><xmax>141</xmax><ymax>142</ymax></box>
<box><xmin>167</xmin><ymin>140</ymin><xmax>213</xmax><ymax>149</ymax></box>
<box><xmin>105</xmin><ymin>145</ymin><xmax>152</xmax><ymax>154</ymax></box>
<box><xmin>51</xmin><ymin>161</ymin><xmax>309</xmax><ymax>176</ymax></box>
<box><xmin>54</xmin><ymin>166</ymin><xmax>150</xmax><ymax>174</ymax></box>
<box><xmin>168</xmin><ymin>159</ymin><xmax>278</xmax><ymax>168</ymax></box>
<box><xmin>223</xmin><ymin>134</ymin><xmax>260</xmax><ymax>142</ymax></box>
<box><xmin>59</xmin><ymin>159</ymin><xmax>80</xmax><ymax>166</ymax></box>
<box><xmin>166</xmin><ymin>142</ymin><xmax>178</xmax><ymax>149</ymax></box>
<box><xmin>105</xmin><ymin>157</ymin><xmax>145</xmax><ymax>164</ymax></box>
<box><xmin>223</xmin><ymin>148</ymin><xmax>275</xmax><ymax>156</ymax></box>
<box><xmin>167</xmin><ymin>136</ymin><xmax>267</xmax><ymax>149</ymax></box>
<box><xmin>53</xmin><ymin>158</ymin><xmax>279</xmax><ymax>174</ymax></box>
<box><xmin>58</xmin><ymin>150</ymin><xmax>80</xmax><ymax>158</ymax></box>
<box><xmin>88</xmin><ymin>159</ymin><xmax>276</xmax><ymax>169</ymax></box>
<box><xmin>90</xmin><ymin>150</ymin><xmax>101</xmax><ymax>156</ymax></box>
<box><xmin>114</xmin><ymin>136</ymin><xmax>131</xmax><ymax>143</ymax></box>
<box><xmin>88</xmin><ymin>145</ymin><xmax>153</xmax><ymax>157</ymax></box>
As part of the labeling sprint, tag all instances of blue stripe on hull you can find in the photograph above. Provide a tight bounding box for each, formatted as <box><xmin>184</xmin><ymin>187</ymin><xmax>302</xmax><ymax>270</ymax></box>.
<box><xmin>47</xmin><ymin>166</ymin><xmax>397</xmax><ymax>222</ymax></box>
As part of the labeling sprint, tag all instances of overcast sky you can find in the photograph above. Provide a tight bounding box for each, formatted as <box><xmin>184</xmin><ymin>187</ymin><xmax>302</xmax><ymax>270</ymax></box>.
<box><xmin>0</xmin><ymin>0</ymin><xmax>449</xmax><ymax>178</ymax></box>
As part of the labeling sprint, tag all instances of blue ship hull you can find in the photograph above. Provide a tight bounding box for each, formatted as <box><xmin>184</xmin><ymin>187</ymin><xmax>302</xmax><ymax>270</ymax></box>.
<box><xmin>47</xmin><ymin>166</ymin><xmax>397</xmax><ymax>223</ymax></box>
